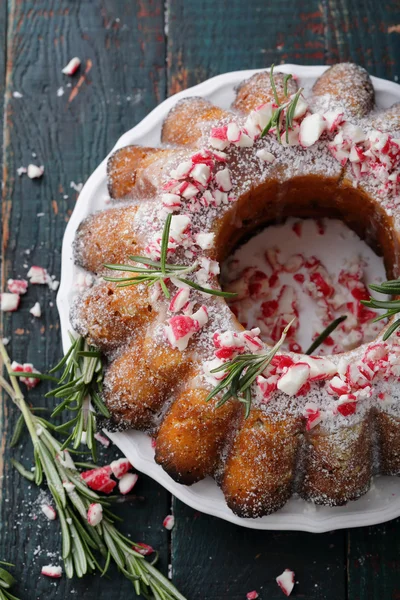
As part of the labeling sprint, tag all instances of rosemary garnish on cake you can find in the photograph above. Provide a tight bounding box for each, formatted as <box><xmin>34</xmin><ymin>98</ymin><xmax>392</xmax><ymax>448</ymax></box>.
<box><xmin>206</xmin><ymin>319</ymin><xmax>294</xmax><ymax>417</ymax></box>
<box><xmin>362</xmin><ymin>279</ymin><xmax>400</xmax><ymax>340</ymax></box>
<box><xmin>305</xmin><ymin>315</ymin><xmax>347</xmax><ymax>355</ymax></box>
<box><xmin>261</xmin><ymin>64</ymin><xmax>303</xmax><ymax>144</ymax></box>
<box><xmin>104</xmin><ymin>214</ymin><xmax>236</xmax><ymax>299</ymax></box>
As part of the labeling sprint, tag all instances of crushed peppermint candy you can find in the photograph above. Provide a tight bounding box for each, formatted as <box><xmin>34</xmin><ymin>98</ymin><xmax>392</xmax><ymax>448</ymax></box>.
<box><xmin>27</xmin><ymin>164</ymin><xmax>44</xmax><ymax>179</ymax></box>
<box><xmin>11</xmin><ymin>362</ymin><xmax>40</xmax><ymax>389</ymax></box>
<box><xmin>276</xmin><ymin>569</ymin><xmax>295</xmax><ymax>596</ymax></box>
<box><xmin>87</xmin><ymin>503</ymin><xmax>103</xmax><ymax>526</ymax></box>
<box><xmin>62</xmin><ymin>57</ymin><xmax>81</xmax><ymax>75</ymax></box>
<box><xmin>163</xmin><ymin>515</ymin><xmax>175</xmax><ymax>530</ymax></box>
<box><xmin>30</xmin><ymin>302</ymin><xmax>41</xmax><ymax>318</ymax></box>
<box><xmin>1</xmin><ymin>293</ymin><xmax>20</xmax><ymax>312</ymax></box>
<box><xmin>41</xmin><ymin>565</ymin><xmax>62</xmax><ymax>578</ymax></box>
<box><xmin>7</xmin><ymin>279</ymin><xmax>28</xmax><ymax>295</ymax></box>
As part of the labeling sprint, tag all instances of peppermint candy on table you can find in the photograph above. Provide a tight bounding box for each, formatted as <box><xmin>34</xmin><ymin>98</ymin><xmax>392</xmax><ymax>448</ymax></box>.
<box><xmin>7</xmin><ymin>279</ymin><xmax>28</xmax><ymax>295</ymax></box>
<box><xmin>163</xmin><ymin>515</ymin><xmax>175</xmax><ymax>530</ymax></box>
<box><xmin>11</xmin><ymin>362</ymin><xmax>40</xmax><ymax>389</ymax></box>
<box><xmin>27</xmin><ymin>265</ymin><xmax>49</xmax><ymax>285</ymax></box>
<box><xmin>135</xmin><ymin>543</ymin><xmax>155</xmax><ymax>556</ymax></box>
<box><xmin>41</xmin><ymin>565</ymin><xmax>62</xmax><ymax>578</ymax></box>
<box><xmin>30</xmin><ymin>302</ymin><xmax>41</xmax><ymax>318</ymax></box>
<box><xmin>62</xmin><ymin>56</ymin><xmax>81</xmax><ymax>75</ymax></box>
<box><xmin>27</xmin><ymin>164</ymin><xmax>44</xmax><ymax>179</ymax></box>
<box><xmin>81</xmin><ymin>465</ymin><xmax>116</xmax><ymax>494</ymax></box>
<box><xmin>119</xmin><ymin>472</ymin><xmax>138</xmax><ymax>495</ymax></box>
<box><xmin>41</xmin><ymin>504</ymin><xmax>57</xmax><ymax>521</ymax></box>
<box><xmin>1</xmin><ymin>293</ymin><xmax>20</xmax><ymax>312</ymax></box>
<box><xmin>87</xmin><ymin>503</ymin><xmax>103</xmax><ymax>526</ymax></box>
<box><xmin>276</xmin><ymin>569</ymin><xmax>295</xmax><ymax>596</ymax></box>
<box><xmin>110</xmin><ymin>457</ymin><xmax>132</xmax><ymax>479</ymax></box>
<box><xmin>246</xmin><ymin>592</ymin><xmax>259</xmax><ymax>600</ymax></box>
<box><xmin>94</xmin><ymin>432</ymin><xmax>111</xmax><ymax>447</ymax></box>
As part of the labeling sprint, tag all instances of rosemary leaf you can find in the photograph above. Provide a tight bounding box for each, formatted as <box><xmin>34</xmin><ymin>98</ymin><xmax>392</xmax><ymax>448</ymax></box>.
<box><xmin>305</xmin><ymin>315</ymin><xmax>347</xmax><ymax>355</ymax></box>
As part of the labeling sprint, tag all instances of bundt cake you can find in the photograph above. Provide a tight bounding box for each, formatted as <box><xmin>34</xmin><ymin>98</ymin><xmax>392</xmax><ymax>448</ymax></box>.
<box><xmin>71</xmin><ymin>63</ymin><xmax>400</xmax><ymax>518</ymax></box>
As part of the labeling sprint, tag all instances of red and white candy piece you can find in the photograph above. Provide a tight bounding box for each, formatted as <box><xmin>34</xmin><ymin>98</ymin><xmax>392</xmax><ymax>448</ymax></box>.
<box><xmin>1</xmin><ymin>293</ymin><xmax>20</xmax><ymax>312</ymax></box>
<box><xmin>209</xmin><ymin>125</ymin><xmax>229</xmax><ymax>150</ymax></box>
<box><xmin>94</xmin><ymin>432</ymin><xmax>110</xmax><ymax>447</ymax></box>
<box><xmin>27</xmin><ymin>265</ymin><xmax>49</xmax><ymax>285</ymax></box>
<box><xmin>276</xmin><ymin>569</ymin><xmax>295</xmax><ymax>596</ymax></box>
<box><xmin>41</xmin><ymin>565</ymin><xmax>62</xmax><ymax>578</ymax></box>
<box><xmin>11</xmin><ymin>362</ymin><xmax>40</xmax><ymax>389</ymax></box>
<box><xmin>41</xmin><ymin>504</ymin><xmax>57</xmax><ymax>521</ymax></box>
<box><xmin>246</xmin><ymin>592</ymin><xmax>259</xmax><ymax>600</ymax></box>
<box><xmin>62</xmin><ymin>57</ymin><xmax>81</xmax><ymax>75</ymax></box>
<box><xmin>81</xmin><ymin>465</ymin><xmax>116</xmax><ymax>494</ymax></box>
<box><xmin>169</xmin><ymin>215</ymin><xmax>191</xmax><ymax>243</ymax></box>
<box><xmin>195</xmin><ymin>232</ymin><xmax>215</xmax><ymax>250</ymax></box>
<box><xmin>87</xmin><ymin>503</ymin><xmax>103</xmax><ymax>527</ymax></box>
<box><xmin>163</xmin><ymin>515</ymin><xmax>175</xmax><ymax>530</ymax></box>
<box><xmin>30</xmin><ymin>302</ymin><xmax>41</xmax><ymax>318</ymax></box>
<box><xmin>169</xmin><ymin>288</ymin><xmax>190</xmax><ymax>313</ymax></box>
<box><xmin>304</xmin><ymin>402</ymin><xmax>323</xmax><ymax>431</ymax></box>
<box><xmin>110</xmin><ymin>458</ymin><xmax>132</xmax><ymax>479</ymax></box>
<box><xmin>7</xmin><ymin>279</ymin><xmax>28</xmax><ymax>295</ymax></box>
<box><xmin>299</xmin><ymin>113</ymin><xmax>326</xmax><ymax>147</ymax></box>
<box><xmin>134</xmin><ymin>543</ymin><xmax>155</xmax><ymax>556</ymax></box>
<box><xmin>277</xmin><ymin>363</ymin><xmax>310</xmax><ymax>396</ymax></box>
<box><xmin>214</xmin><ymin>167</ymin><xmax>232</xmax><ymax>192</ymax></box>
<box><xmin>336</xmin><ymin>394</ymin><xmax>357</xmax><ymax>416</ymax></box>
<box><xmin>256</xmin><ymin>148</ymin><xmax>275</xmax><ymax>163</ymax></box>
<box><xmin>27</xmin><ymin>164</ymin><xmax>44</xmax><ymax>179</ymax></box>
<box><xmin>118</xmin><ymin>472</ymin><xmax>138</xmax><ymax>495</ymax></box>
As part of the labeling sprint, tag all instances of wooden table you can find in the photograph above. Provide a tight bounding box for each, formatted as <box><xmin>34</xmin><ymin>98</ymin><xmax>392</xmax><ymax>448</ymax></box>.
<box><xmin>0</xmin><ymin>1</ymin><xmax>399</xmax><ymax>598</ymax></box>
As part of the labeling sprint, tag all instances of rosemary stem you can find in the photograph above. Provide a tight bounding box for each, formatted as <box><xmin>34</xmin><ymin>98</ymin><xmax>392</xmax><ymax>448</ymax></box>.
<box><xmin>0</xmin><ymin>341</ymin><xmax>40</xmax><ymax>445</ymax></box>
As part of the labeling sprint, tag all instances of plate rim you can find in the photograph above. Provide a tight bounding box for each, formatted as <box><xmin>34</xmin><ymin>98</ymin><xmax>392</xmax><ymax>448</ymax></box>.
<box><xmin>57</xmin><ymin>65</ymin><xmax>400</xmax><ymax>532</ymax></box>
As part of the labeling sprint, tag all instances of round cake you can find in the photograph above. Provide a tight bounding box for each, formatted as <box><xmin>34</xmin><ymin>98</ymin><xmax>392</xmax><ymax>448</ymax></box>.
<box><xmin>71</xmin><ymin>63</ymin><xmax>400</xmax><ymax>518</ymax></box>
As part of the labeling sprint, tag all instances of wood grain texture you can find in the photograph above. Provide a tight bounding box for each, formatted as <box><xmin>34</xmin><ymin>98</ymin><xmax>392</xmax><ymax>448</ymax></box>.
<box><xmin>347</xmin><ymin>519</ymin><xmax>400</xmax><ymax>600</ymax></box>
<box><xmin>325</xmin><ymin>0</ymin><xmax>400</xmax><ymax>78</ymax></box>
<box><xmin>0</xmin><ymin>1</ymin><xmax>170</xmax><ymax>598</ymax></box>
<box><xmin>166</xmin><ymin>0</ymin><xmax>326</xmax><ymax>94</ymax></box>
<box><xmin>171</xmin><ymin>498</ymin><xmax>346</xmax><ymax>600</ymax></box>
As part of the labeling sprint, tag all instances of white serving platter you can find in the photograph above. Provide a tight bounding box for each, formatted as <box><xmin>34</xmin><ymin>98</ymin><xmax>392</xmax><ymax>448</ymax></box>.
<box><xmin>57</xmin><ymin>65</ymin><xmax>400</xmax><ymax>532</ymax></box>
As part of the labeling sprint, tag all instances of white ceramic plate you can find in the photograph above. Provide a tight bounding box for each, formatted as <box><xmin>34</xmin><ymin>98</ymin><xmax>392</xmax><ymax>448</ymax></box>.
<box><xmin>57</xmin><ymin>65</ymin><xmax>400</xmax><ymax>532</ymax></box>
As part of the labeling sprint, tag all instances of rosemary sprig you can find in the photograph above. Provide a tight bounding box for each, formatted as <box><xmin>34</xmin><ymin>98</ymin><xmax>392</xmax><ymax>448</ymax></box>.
<box><xmin>262</xmin><ymin>66</ymin><xmax>304</xmax><ymax>144</ymax></box>
<box><xmin>305</xmin><ymin>315</ymin><xmax>347</xmax><ymax>355</ymax></box>
<box><xmin>361</xmin><ymin>279</ymin><xmax>400</xmax><ymax>340</ymax></box>
<box><xmin>0</xmin><ymin>564</ymin><xmax>19</xmax><ymax>600</ymax></box>
<box><xmin>206</xmin><ymin>319</ymin><xmax>294</xmax><ymax>417</ymax></box>
<box><xmin>11</xmin><ymin>334</ymin><xmax>110</xmax><ymax>461</ymax></box>
<box><xmin>103</xmin><ymin>214</ymin><xmax>236</xmax><ymax>300</ymax></box>
<box><xmin>0</xmin><ymin>340</ymin><xmax>186</xmax><ymax>600</ymax></box>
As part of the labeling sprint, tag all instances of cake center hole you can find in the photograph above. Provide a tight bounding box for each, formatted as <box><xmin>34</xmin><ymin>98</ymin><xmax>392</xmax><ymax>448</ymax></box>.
<box><xmin>220</xmin><ymin>218</ymin><xmax>388</xmax><ymax>355</ymax></box>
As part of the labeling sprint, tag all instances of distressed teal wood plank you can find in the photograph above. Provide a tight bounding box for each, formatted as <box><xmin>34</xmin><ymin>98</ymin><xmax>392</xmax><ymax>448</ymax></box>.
<box><xmin>166</xmin><ymin>0</ymin><xmax>326</xmax><ymax>94</ymax></box>
<box><xmin>172</xmin><ymin>498</ymin><xmax>345</xmax><ymax>600</ymax></box>
<box><xmin>0</xmin><ymin>1</ymin><xmax>169</xmax><ymax>598</ymax></box>
<box><xmin>347</xmin><ymin>518</ymin><xmax>400</xmax><ymax>600</ymax></box>
<box><xmin>325</xmin><ymin>0</ymin><xmax>400</xmax><ymax>79</ymax></box>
